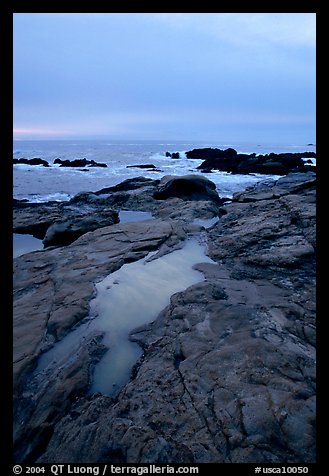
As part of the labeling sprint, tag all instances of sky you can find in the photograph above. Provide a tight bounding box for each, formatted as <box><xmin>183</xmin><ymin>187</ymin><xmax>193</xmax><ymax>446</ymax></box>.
<box><xmin>13</xmin><ymin>13</ymin><xmax>316</xmax><ymax>143</ymax></box>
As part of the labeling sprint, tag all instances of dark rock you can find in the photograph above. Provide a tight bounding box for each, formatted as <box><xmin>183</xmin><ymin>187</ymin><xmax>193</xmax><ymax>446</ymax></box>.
<box><xmin>13</xmin><ymin>158</ymin><xmax>50</xmax><ymax>167</ymax></box>
<box><xmin>153</xmin><ymin>174</ymin><xmax>222</xmax><ymax>204</ymax></box>
<box><xmin>126</xmin><ymin>164</ymin><xmax>157</xmax><ymax>169</ymax></box>
<box><xmin>256</xmin><ymin>153</ymin><xmax>306</xmax><ymax>169</ymax></box>
<box><xmin>96</xmin><ymin>177</ymin><xmax>159</xmax><ymax>194</ymax></box>
<box><xmin>54</xmin><ymin>158</ymin><xmax>107</xmax><ymax>168</ymax></box>
<box><xmin>13</xmin><ymin>198</ymin><xmax>29</xmax><ymax>205</ymax></box>
<box><xmin>237</xmin><ymin>160</ymin><xmax>289</xmax><ymax>175</ymax></box>
<box><xmin>195</xmin><ymin>149</ymin><xmax>316</xmax><ymax>175</ymax></box>
<box><xmin>197</xmin><ymin>156</ymin><xmax>238</xmax><ymax>173</ymax></box>
<box><xmin>13</xmin><ymin>197</ymin><xmax>120</xmax><ymax>244</ymax></box>
<box><xmin>13</xmin><ymin>172</ymin><xmax>316</xmax><ymax>464</ymax></box>
<box><xmin>165</xmin><ymin>152</ymin><xmax>180</xmax><ymax>159</ymax></box>
<box><xmin>89</xmin><ymin>162</ymin><xmax>107</xmax><ymax>168</ymax></box>
<box><xmin>42</xmin><ymin>210</ymin><xmax>119</xmax><ymax>247</ymax></box>
<box><xmin>186</xmin><ymin>147</ymin><xmax>238</xmax><ymax>160</ymax></box>
<box><xmin>13</xmin><ymin>202</ymin><xmax>62</xmax><ymax>239</ymax></box>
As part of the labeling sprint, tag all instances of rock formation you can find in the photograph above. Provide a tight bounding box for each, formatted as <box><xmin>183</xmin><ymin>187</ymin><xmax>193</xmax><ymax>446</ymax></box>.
<box><xmin>13</xmin><ymin>172</ymin><xmax>316</xmax><ymax>464</ymax></box>
<box><xmin>13</xmin><ymin>158</ymin><xmax>50</xmax><ymax>167</ymax></box>
<box><xmin>165</xmin><ymin>152</ymin><xmax>180</xmax><ymax>159</ymax></box>
<box><xmin>54</xmin><ymin>158</ymin><xmax>107</xmax><ymax>167</ymax></box>
<box><xmin>153</xmin><ymin>175</ymin><xmax>225</xmax><ymax>204</ymax></box>
<box><xmin>126</xmin><ymin>164</ymin><xmax>157</xmax><ymax>169</ymax></box>
<box><xmin>184</xmin><ymin>147</ymin><xmax>316</xmax><ymax>175</ymax></box>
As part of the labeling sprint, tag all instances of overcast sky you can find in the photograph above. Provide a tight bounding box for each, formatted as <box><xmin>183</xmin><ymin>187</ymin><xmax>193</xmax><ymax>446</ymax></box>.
<box><xmin>13</xmin><ymin>13</ymin><xmax>316</xmax><ymax>143</ymax></box>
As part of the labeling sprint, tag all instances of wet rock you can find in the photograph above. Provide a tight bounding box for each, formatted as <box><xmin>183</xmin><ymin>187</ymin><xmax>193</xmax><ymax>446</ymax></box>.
<box><xmin>14</xmin><ymin>218</ymin><xmax>193</xmax><ymax>459</ymax></box>
<box><xmin>13</xmin><ymin>178</ymin><xmax>160</xmax><ymax>242</ymax></box>
<box><xmin>186</xmin><ymin>147</ymin><xmax>316</xmax><ymax>175</ymax></box>
<box><xmin>13</xmin><ymin>202</ymin><xmax>66</xmax><ymax>239</ymax></box>
<box><xmin>165</xmin><ymin>152</ymin><xmax>180</xmax><ymax>158</ymax></box>
<box><xmin>153</xmin><ymin>174</ymin><xmax>223</xmax><ymax>204</ymax></box>
<box><xmin>13</xmin><ymin>172</ymin><xmax>316</xmax><ymax>464</ymax></box>
<box><xmin>42</xmin><ymin>209</ymin><xmax>119</xmax><ymax>247</ymax></box>
<box><xmin>54</xmin><ymin>158</ymin><xmax>107</xmax><ymax>168</ymax></box>
<box><xmin>13</xmin><ymin>158</ymin><xmax>50</xmax><ymax>167</ymax></box>
<box><xmin>186</xmin><ymin>147</ymin><xmax>238</xmax><ymax>160</ymax></box>
<box><xmin>96</xmin><ymin>176</ymin><xmax>159</xmax><ymax>193</ymax></box>
<box><xmin>126</xmin><ymin>164</ymin><xmax>157</xmax><ymax>169</ymax></box>
<box><xmin>13</xmin><ymin>201</ymin><xmax>119</xmax><ymax>245</ymax></box>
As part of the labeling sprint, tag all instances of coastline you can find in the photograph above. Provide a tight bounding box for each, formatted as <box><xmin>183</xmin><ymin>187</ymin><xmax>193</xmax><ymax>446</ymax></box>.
<box><xmin>13</xmin><ymin>170</ymin><xmax>316</xmax><ymax>463</ymax></box>
<box><xmin>13</xmin><ymin>141</ymin><xmax>316</xmax><ymax>202</ymax></box>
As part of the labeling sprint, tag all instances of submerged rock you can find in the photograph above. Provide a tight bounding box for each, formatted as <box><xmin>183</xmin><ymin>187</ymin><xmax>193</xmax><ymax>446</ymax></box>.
<box><xmin>13</xmin><ymin>172</ymin><xmax>316</xmax><ymax>464</ymax></box>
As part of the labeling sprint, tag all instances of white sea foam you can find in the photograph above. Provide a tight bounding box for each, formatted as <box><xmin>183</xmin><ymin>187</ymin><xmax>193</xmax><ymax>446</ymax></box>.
<box><xmin>13</xmin><ymin>140</ymin><xmax>316</xmax><ymax>202</ymax></box>
<box><xmin>302</xmin><ymin>157</ymin><xmax>316</xmax><ymax>166</ymax></box>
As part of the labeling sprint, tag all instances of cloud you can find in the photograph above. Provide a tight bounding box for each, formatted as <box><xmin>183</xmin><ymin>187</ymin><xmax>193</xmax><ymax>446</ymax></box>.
<box><xmin>147</xmin><ymin>13</ymin><xmax>316</xmax><ymax>49</ymax></box>
<box><xmin>13</xmin><ymin>127</ymin><xmax>72</xmax><ymax>138</ymax></box>
<box><xmin>14</xmin><ymin>106</ymin><xmax>315</xmax><ymax>141</ymax></box>
<box><xmin>13</xmin><ymin>13</ymin><xmax>316</xmax><ymax>142</ymax></box>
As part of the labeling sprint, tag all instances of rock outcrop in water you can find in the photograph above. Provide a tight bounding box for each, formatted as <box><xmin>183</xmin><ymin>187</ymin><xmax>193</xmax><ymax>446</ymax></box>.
<box><xmin>54</xmin><ymin>158</ymin><xmax>107</xmax><ymax>167</ymax></box>
<box><xmin>13</xmin><ymin>172</ymin><xmax>316</xmax><ymax>464</ymax></box>
<box><xmin>184</xmin><ymin>147</ymin><xmax>316</xmax><ymax>175</ymax></box>
<box><xmin>13</xmin><ymin>158</ymin><xmax>50</xmax><ymax>167</ymax></box>
<box><xmin>126</xmin><ymin>164</ymin><xmax>158</xmax><ymax>170</ymax></box>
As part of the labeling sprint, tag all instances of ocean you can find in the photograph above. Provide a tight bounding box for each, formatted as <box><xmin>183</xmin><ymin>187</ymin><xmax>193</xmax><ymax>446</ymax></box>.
<box><xmin>13</xmin><ymin>139</ymin><xmax>316</xmax><ymax>202</ymax></box>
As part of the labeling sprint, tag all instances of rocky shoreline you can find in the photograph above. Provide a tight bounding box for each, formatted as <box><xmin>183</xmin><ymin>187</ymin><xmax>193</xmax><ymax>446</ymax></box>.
<box><xmin>13</xmin><ymin>171</ymin><xmax>316</xmax><ymax>463</ymax></box>
<box><xmin>13</xmin><ymin>148</ymin><xmax>316</xmax><ymax>176</ymax></box>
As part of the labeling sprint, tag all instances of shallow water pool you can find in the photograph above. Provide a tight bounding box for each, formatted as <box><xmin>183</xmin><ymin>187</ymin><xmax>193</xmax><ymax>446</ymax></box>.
<box><xmin>13</xmin><ymin>233</ymin><xmax>43</xmax><ymax>258</ymax></box>
<box><xmin>36</xmin><ymin>237</ymin><xmax>216</xmax><ymax>397</ymax></box>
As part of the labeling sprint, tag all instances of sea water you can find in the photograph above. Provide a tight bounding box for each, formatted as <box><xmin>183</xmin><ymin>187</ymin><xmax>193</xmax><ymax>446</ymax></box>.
<box><xmin>13</xmin><ymin>139</ymin><xmax>316</xmax><ymax>202</ymax></box>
